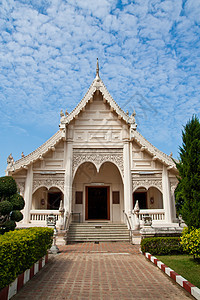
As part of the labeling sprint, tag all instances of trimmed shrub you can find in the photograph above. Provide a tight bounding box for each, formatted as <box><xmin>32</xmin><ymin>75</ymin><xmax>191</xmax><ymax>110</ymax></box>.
<box><xmin>9</xmin><ymin>194</ymin><xmax>25</xmax><ymax>210</ymax></box>
<box><xmin>180</xmin><ymin>227</ymin><xmax>200</xmax><ymax>258</ymax></box>
<box><xmin>141</xmin><ymin>237</ymin><xmax>183</xmax><ymax>255</ymax></box>
<box><xmin>10</xmin><ymin>210</ymin><xmax>23</xmax><ymax>222</ymax></box>
<box><xmin>0</xmin><ymin>201</ymin><xmax>13</xmax><ymax>215</ymax></box>
<box><xmin>0</xmin><ymin>227</ymin><xmax>54</xmax><ymax>290</ymax></box>
<box><xmin>0</xmin><ymin>176</ymin><xmax>25</xmax><ymax>234</ymax></box>
<box><xmin>1</xmin><ymin>220</ymin><xmax>16</xmax><ymax>233</ymax></box>
<box><xmin>0</xmin><ymin>177</ymin><xmax>17</xmax><ymax>198</ymax></box>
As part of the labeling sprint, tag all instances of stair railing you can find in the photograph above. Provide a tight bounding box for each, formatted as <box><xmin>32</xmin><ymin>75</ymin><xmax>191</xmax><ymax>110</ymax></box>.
<box><xmin>64</xmin><ymin>211</ymin><xmax>72</xmax><ymax>232</ymax></box>
<box><xmin>123</xmin><ymin>210</ymin><xmax>133</xmax><ymax>244</ymax></box>
<box><xmin>64</xmin><ymin>211</ymin><xmax>72</xmax><ymax>244</ymax></box>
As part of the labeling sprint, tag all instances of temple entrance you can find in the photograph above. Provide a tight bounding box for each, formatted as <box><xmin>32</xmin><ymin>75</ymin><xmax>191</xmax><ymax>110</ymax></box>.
<box><xmin>73</xmin><ymin>161</ymin><xmax>123</xmax><ymax>222</ymax></box>
<box><xmin>86</xmin><ymin>186</ymin><xmax>110</xmax><ymax>220</ymax></box>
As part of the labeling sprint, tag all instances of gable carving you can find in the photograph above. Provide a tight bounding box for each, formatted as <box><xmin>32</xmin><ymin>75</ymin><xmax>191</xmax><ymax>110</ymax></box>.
<box><xmin>32</xmin><ymin>174</ymin><xmax>65</xmax><ymax>194</ymax></box>
<box><xmin>132</xmin><ymin>178</ymin><xmax>163</xmax><ymax>193</ymax></box>
<box><xmin>73</xmin><ymin>150</ymin><xmax>124</xmax><ymax>178</ymax></box>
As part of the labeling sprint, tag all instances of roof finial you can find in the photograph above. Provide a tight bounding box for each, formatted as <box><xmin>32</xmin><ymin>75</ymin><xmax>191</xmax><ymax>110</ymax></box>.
<box><xmin>96</xmin><ymin>58</ymin><xmax>99</xmax><ymax>78</ymax></box>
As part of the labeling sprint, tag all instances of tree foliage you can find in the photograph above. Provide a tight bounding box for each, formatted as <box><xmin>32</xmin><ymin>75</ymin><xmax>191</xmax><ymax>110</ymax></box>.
<box><xmin>0</xmin><ymin>176</ymin><xmax>17</xmax><ymax>199</ymax></box>
<box><xmin>175</xmin><ymin>115</ymin><xmax>200</xmax><ymax>229</ymax></box>
<box><xmin>0</xmin><ymin>176</ymin><xmax>25</xmax><ymax>234</ymax></box>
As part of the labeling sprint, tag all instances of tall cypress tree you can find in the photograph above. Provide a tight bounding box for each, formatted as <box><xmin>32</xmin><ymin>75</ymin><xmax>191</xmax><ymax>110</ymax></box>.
<box><xmin>175</xmin><ymin>115</ymin><xmax>200</xmax><ymax>228</ymax></box>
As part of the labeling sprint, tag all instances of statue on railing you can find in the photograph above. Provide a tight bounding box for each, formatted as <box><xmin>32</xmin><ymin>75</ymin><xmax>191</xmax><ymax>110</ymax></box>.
<box><xmin>133</xmin><ymin>200</ymin><xmax>140</xmax><ymax>230</ymax></box>
<box><xmin>58</xmin><ymin>200</ymin><xmax>65</xmax><ymax>230</ymax></box>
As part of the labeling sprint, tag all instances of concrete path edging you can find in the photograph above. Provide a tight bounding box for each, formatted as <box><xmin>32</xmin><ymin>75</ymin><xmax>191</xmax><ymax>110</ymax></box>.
<box><xmin>144</xmin><ymin>252</ymin><xmax>200</xmax><ymax>300</ymax></box>
<box><xmin>0</xmin><ymin>254</ymin><xmax>48</xmax><ymax>300</ymax></box>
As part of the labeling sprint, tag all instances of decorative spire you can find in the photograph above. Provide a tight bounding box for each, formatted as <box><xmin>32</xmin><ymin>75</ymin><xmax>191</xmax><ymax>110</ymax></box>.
<box><xmin>96</xmin><ymin>58</ymin><xmax>99</xmax><ymax>78</ymax></box>
<box><xmin>131</xmin><ymin>109</ymin><xmax>136</xmax><ymax>121</ymax></box>
<box><xmin>130</xmin><ymin>109</ymin><xmax>137</xmax><ymax>130</ymax></box>
<box><xmin>7</xmin><ymin>153</ymin><xmax>14</xmax><ymax>167</ymax></box>
<box><xmin>60</xmin><ymin>109</ymin><xmax>64</xmax><ymax>117</ymax></box>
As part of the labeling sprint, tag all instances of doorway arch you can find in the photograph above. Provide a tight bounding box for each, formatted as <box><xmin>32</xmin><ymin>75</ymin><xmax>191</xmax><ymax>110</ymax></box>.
<box><xmin>72</xmin><ymin>161</ymin><xmax>124</xmax><ymax>222</ymax></box>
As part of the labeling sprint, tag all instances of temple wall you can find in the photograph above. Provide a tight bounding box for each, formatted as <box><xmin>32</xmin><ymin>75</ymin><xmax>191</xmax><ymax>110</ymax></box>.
<box><xmin>131</xmin><ymin>141</ymin><xmax>163</xmax><ymax>171</ymax></box>
<box><xmin>32</xmin><ymin>140</ymin><xmax>65</xmax><ymax>171</ymax></box>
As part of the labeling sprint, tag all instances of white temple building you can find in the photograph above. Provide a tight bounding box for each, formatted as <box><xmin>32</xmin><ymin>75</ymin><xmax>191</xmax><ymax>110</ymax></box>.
<box><xmin>6</xmin><ymin>60</ymin><xmax>179</xmax><ymax>233</ymax></box>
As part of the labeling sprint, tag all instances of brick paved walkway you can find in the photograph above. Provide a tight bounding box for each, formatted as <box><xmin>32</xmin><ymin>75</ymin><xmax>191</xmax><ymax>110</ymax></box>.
<box><xmin>13</xmin><ymin>243</ymin><xmax>192</xmax><ymax>300</ymax></box>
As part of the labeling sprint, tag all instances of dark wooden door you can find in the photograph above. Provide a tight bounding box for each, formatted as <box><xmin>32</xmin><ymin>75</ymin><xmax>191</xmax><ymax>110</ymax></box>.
<box><xmin>86</xmin><ymin>187</ymin><xmax>110</xmax><ymax>220</ymax></box>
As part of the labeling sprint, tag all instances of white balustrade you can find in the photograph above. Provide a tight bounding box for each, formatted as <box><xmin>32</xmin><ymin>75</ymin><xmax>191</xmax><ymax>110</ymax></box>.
<box><xmin>139</xmin><ymin>209</ymin><xmax>165</xmax><ymax>223</ymax></box>
<box><xmin>30</xmin><ymin>210</ymin><xmax>59</xmax><ymax>223</ymax></box>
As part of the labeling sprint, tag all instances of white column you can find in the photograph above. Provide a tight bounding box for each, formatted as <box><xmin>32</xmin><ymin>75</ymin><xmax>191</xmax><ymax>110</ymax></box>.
<box><xmin>123</xmin><ymin>140</ymin><xmax>132</xmax><ymax>215</ymax></box>
<box><xmin>64</xmin><ymin>140</ymin><xmax>73</xmax><ymax>214</ymax></box>
<box><xmin>170</xmin><ymin>181</ymin><xmax>178</xmax><ymax>222</ymax></box>
<box><xmin>162</xmin><ymin>165</ymin><xmax>172</xmax><ymax>223</ymax></box>
<box><xmin>23</xmin><ymin>165</ymin><xmax>33</xmax><ymax>223</ymax></box>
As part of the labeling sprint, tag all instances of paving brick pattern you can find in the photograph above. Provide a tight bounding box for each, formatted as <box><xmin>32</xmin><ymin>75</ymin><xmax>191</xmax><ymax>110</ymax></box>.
<box><xmin>13</xmin><ymin>243</ymin><xmax>192</xmax><ymax>300</ymax></box>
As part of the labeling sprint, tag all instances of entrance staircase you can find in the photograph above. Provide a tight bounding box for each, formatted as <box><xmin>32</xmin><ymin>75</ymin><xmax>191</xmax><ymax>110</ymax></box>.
<box><xmin>66</xmin><ymin>223</ymin><xmax>130</xmax><ymax>243</ymax></box>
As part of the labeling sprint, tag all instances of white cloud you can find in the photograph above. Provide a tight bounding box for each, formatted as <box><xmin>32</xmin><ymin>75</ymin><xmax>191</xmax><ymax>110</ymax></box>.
<box><xmin>184</xmin><ymin>0</ymin><xmax>200</xmax><ymax>23</ymax></box>
<box><xmin>0</xmin><ymin>0</ymin><xmax>200</xmax><ymax>175</ymax></box>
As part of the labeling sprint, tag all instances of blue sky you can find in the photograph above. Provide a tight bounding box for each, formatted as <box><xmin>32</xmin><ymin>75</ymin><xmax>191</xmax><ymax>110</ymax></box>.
<box><xmin>0</xmin><ymin>0</ymin><xmax>200</xmax><ymax>176</ymax></box>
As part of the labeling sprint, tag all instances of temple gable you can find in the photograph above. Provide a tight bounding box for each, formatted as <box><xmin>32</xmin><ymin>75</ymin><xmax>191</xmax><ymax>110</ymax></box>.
<box><xmin>72</xmin><ymin>91</ymin><xmax>126</xmax><ymax>148</ymax></box>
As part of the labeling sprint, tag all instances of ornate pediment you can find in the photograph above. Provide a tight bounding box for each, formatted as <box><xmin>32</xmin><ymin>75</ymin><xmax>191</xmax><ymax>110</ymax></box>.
<box><xmin>32</xmin><ymin>174</ymin><xmax>65</xmax><ymax>194</ymax></box>
<box><xmin>72</xmin><ymin>149</ymin><xmax>124</xmax><ymax>179</ymax></box>
<box><xmin>132</xmin><ymin>178</ymin><xmax>163</xmax><ymax>193</ymax></box>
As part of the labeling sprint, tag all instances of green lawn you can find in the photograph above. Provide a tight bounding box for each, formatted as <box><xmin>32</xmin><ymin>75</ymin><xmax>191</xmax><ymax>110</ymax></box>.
<box><xmin>156</xmin><ymin>255</ymin><xmax>200</xmax><ymax>289</ymax></box>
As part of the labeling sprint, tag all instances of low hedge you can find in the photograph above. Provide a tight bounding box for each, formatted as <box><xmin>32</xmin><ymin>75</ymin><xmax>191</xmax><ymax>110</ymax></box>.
<box><xmin>141</xmin><ymin>237</ymin><xmax>183</xmax><ymax>255</ymax></box>
<box><xmin>0</xmin><ymin>227</ymin><xmax>54</xmax><ymax>290</ymax></box>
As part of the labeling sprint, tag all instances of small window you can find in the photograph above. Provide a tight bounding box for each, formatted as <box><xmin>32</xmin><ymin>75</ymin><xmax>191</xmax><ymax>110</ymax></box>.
<box><xmin>76</xmin><ymin>191</ymin><xmax>83</xmax><ymax>204</ymax></box>
<box><xmin>112</xmin><ymin>191</ymin><xmax>120</xmax><ymax>204</ymax></box>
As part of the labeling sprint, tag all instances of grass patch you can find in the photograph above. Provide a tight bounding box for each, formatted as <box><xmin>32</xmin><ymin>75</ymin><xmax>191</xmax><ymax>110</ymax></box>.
<box><xmin>156</xmin><ymin>255</ymin><xmax>200</xmax><ymax>288</ymax></box>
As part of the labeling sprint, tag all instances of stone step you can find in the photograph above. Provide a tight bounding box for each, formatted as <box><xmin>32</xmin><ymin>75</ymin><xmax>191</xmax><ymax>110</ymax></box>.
<box><xmin>70</xmin><ymin>223</ymin><xmax>128</xmax><ymax>226</ymax></box>
<box><xmin>68</xmin><ymin>228</ymin><xmax>130</xmax><ymax>232</ymax></box>
<box><xmin>68</xmin><ymin>238</ymin><xmax>129</xmax><ymax>243</ymax></box>
<box><xmin>69</xmin><ymin>234</ymin><xmax>129</xmax><ymax>237</ymax></box>
<box><xmin>69</xmin><ymin>225</ymin><xmax>128</xmax><ymax>229</ymax></box>
<box><xmin>68</xmin><ymin>232</ymin><xmax>129</xmax><ymax>237</ymax></box>
<box><xmin>67</xmin><ymin>222</ymin><xmax>130</xmax><ymax>243</ymax></box>
<box><xmin>69</xmin><ymin>229</ymin><xmax>129</xmax><ymax>232</ymax></box>
<box><xmin>69</xmin><ymin>230</ymin><xmax>128</xmax><ymax>233</ymax></box>
<box><xmin>69</xmin><ymin>227</ymin><xmax>129</xmax><ymax>229</ymax></box>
